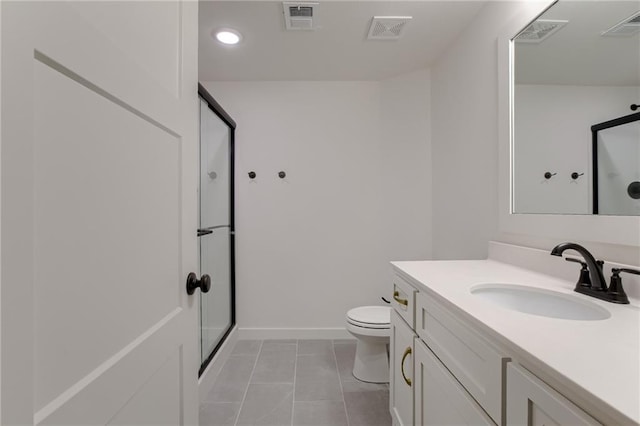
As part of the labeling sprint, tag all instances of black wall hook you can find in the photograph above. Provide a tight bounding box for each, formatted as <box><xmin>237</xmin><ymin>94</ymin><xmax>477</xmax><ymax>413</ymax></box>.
<box><xmin>631</xmin><ymin>104</ymin><xmax>639</xmax><ymax>111</ymax></box>
<box><xmin>571</xmin><ymin>172</ymin><xmax>584</xmax><ymax>180</ymax></box>
<box><xmin>248</xmin><ymin>171</ymin><xmax>256</xmax><ymax>179</ymax></box>
<box><xmin>544</xmin><ymin>172</ymin><xmax>557</xmax><ymax>179</ymax></box>
<box><xmin>278</xmin><ymin>171</ymin><xmax>286</xmax><ymax>179</ymax></box>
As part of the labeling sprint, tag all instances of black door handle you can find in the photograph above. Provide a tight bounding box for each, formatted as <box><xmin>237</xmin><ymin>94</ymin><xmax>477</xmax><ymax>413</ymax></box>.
<box><xmin>186</xmin><ymin>272</ymin><xmax>211</xmax><ymax>295</ymax></box>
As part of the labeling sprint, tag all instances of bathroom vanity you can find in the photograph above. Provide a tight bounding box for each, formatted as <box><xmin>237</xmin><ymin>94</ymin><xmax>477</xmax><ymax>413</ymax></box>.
<box><xmin>389</xmin><ymin>243</ymin><xmax>640</xmax><ymax>426</ymax></box>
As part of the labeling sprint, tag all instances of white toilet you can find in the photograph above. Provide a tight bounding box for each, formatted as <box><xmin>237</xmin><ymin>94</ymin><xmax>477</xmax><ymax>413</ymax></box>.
<box><xmin>345</xmin><ymin>306</ymin><xmax>391</xmax><ymax>383</ymax></box>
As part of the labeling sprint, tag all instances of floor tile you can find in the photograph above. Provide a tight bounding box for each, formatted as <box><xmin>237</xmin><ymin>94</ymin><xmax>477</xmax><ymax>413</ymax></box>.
<box><xmin>235</xmin><ymin>383</ymin><xmax>293</xmax><ymax>426</ymax></box>
<box><xmin>341</xmin><ymin>380</ymin><xmax>388</xmax><ymax>392</ymax></box>
<box><xmin>260</xmin><ymin>340</ymin><xmax>297</xmax><ymax>355</ymax></box>
<box><xmin>295</xmin><ymin>376</ymin><xmax>343</xmax><ymax>402</ymax></box>
<box><xmin>333</xmin><ymin>342</ymin><xmax>357</xmax><ymax>382</ymax></box>
<box><xmin>231</xmin><ymin>340</ymin><xmax>262</xmax><ymax>357</ymax></box>
<box><xmin>296</xmin><ymin>354</ymin><xmax>339</xmax><ymax>382</ymax></box>
<box><xmin>199</xmin><ymin>402</ymin><xmax>241</xmax><ymax>426</ymax></box>
<box><xmin>343</xmin><ymin>382</ymin><xmax>391</xmax><ymax>426</ymax></box>
<box><xmin>251</xmin><ymin>351</ymin><xmax>296</xmax><ymax>384</ymax></box>
<box><xmin>332</xmin><ymin>339</ymin><xmax>356</xmax><ymax>345</ymax></box>
<box><xmin>205</xmin><ymin>356</ymin><xmax>256</xmax><ymax>402</ymax></box>
<box><xmin>298</xmin><ymin>339</ymin><xmax>333</xmax><ymax>355</ymax></box>
<box><xmin>293</xmin><ymin>401</ymin><xmax>348</xmax><ymax>426</ymax></box>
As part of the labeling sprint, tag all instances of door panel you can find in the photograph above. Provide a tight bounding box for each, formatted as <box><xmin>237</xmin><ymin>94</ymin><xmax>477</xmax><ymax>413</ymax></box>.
<box><xmin>35</xmin><ymin>310</ymin><xmax>183</xmax><ymax>425</ymax></box>
<box><xmin>414</xmin><ymin>338</ymin><xmax>493</xmax><ymax>426</ymax></box>
<box><xmin>200</xmin><ymin>100</ymin><xmax>231</xmax><ymax>227</ymax></box>
<box><xmin>34</xmin><ymin>56</ymin><xmax>181</xmax><ymax>410</ymax></box>
<box><xmin>200</xmin><ymin>228</ymin><xmax>232</xmax><ymax>360</ymax></box>
<box><xmin>1</xmin><ymin>1</ymin><xmax>199</xmax><ymax>424</ymax></box>
<box><xmin>506</xmin><ymin>364</ymin><xmax>601</xmax><ymax>426</ymax></box>
<box><xmin>68</xmin><ymin>1</ymin><xmax>181</xmax><ymax>97</ymax></box>
<box><xmin>390</xmin><ymin>309</ymin><xmax>415</xmax><ymax>426</ymax></box>
<box><xmin>108</xmin><ymin>348</ymin><xmax>182</xmax><ymax>426</ymax></box>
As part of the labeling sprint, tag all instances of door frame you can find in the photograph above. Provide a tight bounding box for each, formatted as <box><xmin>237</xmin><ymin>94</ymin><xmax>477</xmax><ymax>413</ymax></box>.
<box><xmin>197</xmin><ymin>83</ymin><xmax>236</xmax><ymax>377</ymax></box>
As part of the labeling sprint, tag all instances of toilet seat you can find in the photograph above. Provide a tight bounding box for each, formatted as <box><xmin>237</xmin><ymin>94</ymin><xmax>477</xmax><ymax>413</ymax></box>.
<box><xmin>346</xmin><ymin>306</ymin><xmax>390</xmax><ymax>329</ymax></box>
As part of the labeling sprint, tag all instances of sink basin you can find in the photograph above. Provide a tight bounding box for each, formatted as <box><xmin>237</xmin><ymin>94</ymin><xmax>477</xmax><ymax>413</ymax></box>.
<box><xmin>470</xmin><ymin>284</ymin><xmax>611</xmax><ymax>321</ymax></box>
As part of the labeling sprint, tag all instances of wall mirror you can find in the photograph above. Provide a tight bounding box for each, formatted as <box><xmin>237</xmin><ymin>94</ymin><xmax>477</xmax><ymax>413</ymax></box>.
<box><xmin>512</xmin><ymin>0</ymin><xmax>640</xmax><ymax>216</ymax></box>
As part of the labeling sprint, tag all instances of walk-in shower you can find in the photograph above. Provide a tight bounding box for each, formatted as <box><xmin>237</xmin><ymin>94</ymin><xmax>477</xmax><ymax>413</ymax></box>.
<box><xmin>198</xmin><ymin>84</ymin><xmax>236</xmax><ymax>376</ymax></box>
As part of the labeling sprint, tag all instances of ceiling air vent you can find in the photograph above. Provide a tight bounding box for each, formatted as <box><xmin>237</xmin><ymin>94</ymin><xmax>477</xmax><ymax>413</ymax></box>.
<box><xmin>602</xmin><ymin>10</ymin><xmax>640</xmax><ymax>37</ymax></box>
<box><xmin>515</xmin><ymin>19</ymin><xmax>568</xmax><ymax>43</ymax></box>
<box><xmin>283</xmin><ymin>2</ymin><xmax>318</xmax><ymax>31</ymax></box>
<box><xmin>367</xmin><ymin>16</ymin><xmax>412</xmax><ymax>40</ymax></box>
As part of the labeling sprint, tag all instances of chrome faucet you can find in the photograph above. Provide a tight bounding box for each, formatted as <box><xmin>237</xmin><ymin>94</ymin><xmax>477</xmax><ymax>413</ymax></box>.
<box><xmin>550</xmin><ymin>242</ymin><xmax>608</xmax><ymax>293</ymax></box>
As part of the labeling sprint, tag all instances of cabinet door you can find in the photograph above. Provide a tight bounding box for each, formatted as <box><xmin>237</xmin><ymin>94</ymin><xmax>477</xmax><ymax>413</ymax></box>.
<box><xmin>507</xmin><ymin>364</ymin><xmax>602</xmax><ymax>426</ymax></box>
<box><xmin>416</xmin><ymin>292</ymin><xmax>505</xmax><ymax>424</ymax></box>
<box><xmin>390</xmin><ymin>310</ymin><xmax>415</xmax><ymax>426</ymax></box>
<box><xmin>414</xmin><ymin>339</ymin><xmax>495</xmax><ymax>426</ymax></box>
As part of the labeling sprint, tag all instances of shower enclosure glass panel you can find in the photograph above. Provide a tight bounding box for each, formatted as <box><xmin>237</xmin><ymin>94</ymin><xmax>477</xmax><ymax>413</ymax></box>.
<box><xmin>199</xmin><ymin>94</ymin><xmax>235</xmax><ymax>375</ymax></box>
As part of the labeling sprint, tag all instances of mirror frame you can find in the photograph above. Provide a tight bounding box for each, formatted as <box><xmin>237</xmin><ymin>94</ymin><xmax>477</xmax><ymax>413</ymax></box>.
<box><xmin>497</xmin><ymin>1</ymin><xmax>640</xmax><ymax>248</ymax></box>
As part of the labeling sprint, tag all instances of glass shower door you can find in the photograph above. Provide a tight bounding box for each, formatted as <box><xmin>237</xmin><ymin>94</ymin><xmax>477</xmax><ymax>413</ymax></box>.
<box><xmin>199</xmin><ymin>95</ymin><xmax>234</xmax><ymax>374</ymax></box>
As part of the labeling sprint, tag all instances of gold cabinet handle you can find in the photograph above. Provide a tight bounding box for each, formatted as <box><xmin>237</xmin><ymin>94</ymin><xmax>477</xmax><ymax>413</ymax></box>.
<box><xmin>393</xmin><ymin>290</ymin><xmax>408</xmax><ymax>307</ymax></box>
<box><xmin>400</xmin><ymin>346</ymin><xmax>412</xmax><ymax>387</ymax></box>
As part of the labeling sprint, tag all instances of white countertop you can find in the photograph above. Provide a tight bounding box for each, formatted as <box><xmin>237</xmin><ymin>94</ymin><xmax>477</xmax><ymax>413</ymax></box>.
<box><xmin>391</xmin><ymin>258</ymin><xmax>640</xmax><ymax>425</ymax></box>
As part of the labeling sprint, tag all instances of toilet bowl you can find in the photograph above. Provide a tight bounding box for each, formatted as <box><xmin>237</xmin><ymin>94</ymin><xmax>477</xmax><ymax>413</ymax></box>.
<box><xmin>345</xmin><ymin>306</ymin><xmax>391</xmax><ymax>383</ymax></box>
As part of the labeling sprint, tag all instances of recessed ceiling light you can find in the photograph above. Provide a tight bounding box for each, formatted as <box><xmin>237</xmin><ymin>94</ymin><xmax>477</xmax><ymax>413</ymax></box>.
<box><xmin>214</xmin><ymin>29</ymin><xmax>242</xmax><ymax>45</ymax></box>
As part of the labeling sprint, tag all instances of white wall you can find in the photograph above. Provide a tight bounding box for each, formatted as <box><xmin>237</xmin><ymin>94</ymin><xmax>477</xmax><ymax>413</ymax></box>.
<box><xmin>430</xmin><ymin>1</ymin><xmax>529</xmax><ymax>260</ymax></box>
<box><xmin>202</xmin><ymin>77</ymin><xmax>431</xmax><ymax>334</ymax></box>
<box><xmin>430</xmin><ymin>1</ymin><xmax>639</xmax><ymax>265</ymax></box>
<box><xmin>514</xmin><ymin>85</ymin><xmax>637</xmax><ymax>215</ymax></box>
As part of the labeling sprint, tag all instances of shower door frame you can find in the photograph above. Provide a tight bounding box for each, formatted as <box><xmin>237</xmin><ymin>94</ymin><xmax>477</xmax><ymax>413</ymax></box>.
<box><xmin>198</xmin><ymin>83</ymin><xmax>236</xmax><ymax>377</ymax></box>
<box><xmin>591</xmin><ymin>111</ymin><xmax>640</xmax><ymax>214</ymax></box>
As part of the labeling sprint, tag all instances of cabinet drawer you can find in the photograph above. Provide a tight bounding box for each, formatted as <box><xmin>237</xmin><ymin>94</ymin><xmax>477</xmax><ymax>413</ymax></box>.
<box><xmin>416</xmin><ymin>291</ymin><xmax>507</xmax><ymax>425</ymax></box>
<box><xmin>392</xmin><ymin>275</ymin><xmax>416</xmax><ymax>329</ymax></box>
<box><xmin>414</xmin><ymin>338</ymin><xmax>495</xmax><ymax>426</ymax></box>
<box><xmin>507</xmin><ymin>364</ymin><xmax>601</xmax><ymax>426</ymax></box>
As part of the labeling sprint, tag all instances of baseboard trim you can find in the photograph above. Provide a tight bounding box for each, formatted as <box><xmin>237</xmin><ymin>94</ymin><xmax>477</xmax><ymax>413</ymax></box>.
<box><xmin>238</xmin><ymin>327</ymin><xmax>352</xmax><ymax>340</ymax></box>
<box><xmin>198</xmin><ymin>325</ymin><xmax>238</xmax><ymax>403</ymax></box>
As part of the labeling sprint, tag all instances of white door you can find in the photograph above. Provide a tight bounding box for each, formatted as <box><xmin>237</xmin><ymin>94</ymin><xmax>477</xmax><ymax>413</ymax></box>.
<box><xmin>1</xmin><ymin>1</ymin><xmax>200</xmax><ymax>425</ymax></box>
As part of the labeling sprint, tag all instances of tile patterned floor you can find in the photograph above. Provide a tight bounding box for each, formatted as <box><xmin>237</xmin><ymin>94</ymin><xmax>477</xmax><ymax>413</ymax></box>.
<box><xmin>200</xmin><ymin>339</ymin><xmax>392</xmax><ymax>426</ymax></box>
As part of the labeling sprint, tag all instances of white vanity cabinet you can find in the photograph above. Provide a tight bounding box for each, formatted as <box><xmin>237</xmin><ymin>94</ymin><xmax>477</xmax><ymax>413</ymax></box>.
<box><xmin>507</xmin><ymin>364</ymin><xmax>602</xmax><ymax>426</ymax></box>
<box><xmin>390</xmin><ymin>268</ymin><xmax>608</xmax><ymax>426</ymax></box>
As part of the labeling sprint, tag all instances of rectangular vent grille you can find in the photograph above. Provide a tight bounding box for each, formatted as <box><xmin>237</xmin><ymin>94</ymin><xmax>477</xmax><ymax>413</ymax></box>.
<box><xmin>283</xmin><ymin>2</ymin><xmax>318</xmax><ymax>31</ymax></box>
<box><xmin>289</xmin><ymin>6</ymin><xmax>312</xmax><ymax>17</ymax></box>
<box><xmin>602</xmin><ymin>10</ymin><xmax>640</xmax><ymax>37</ymax></box>
<box><xmin>515</xmin><ymin>19</ymin><xmax>568</xmax><ymax>43</ymax></box>
<box><xmin>367</xmin><ymin>16</ymin><xmax>412</xmax><ymax>40</ymax></box>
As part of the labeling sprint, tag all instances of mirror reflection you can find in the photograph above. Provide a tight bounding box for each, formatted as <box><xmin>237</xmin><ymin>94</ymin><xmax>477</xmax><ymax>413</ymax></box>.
<box><xmin>512</xmin><ymin>1</ymin><xmax>640</xmax><ymax>216</ymax></box>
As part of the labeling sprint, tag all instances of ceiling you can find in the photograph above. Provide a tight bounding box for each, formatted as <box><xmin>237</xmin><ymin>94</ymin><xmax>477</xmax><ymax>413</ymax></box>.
<box><xmin>199</xmin><ymin>1</ymin><xmax>485</xmax><ymax>81</ymax></box>
<box><xmin>515</xmin><ymin>1</ymin><xmax>640</xmax><ymax>86</ymax></box>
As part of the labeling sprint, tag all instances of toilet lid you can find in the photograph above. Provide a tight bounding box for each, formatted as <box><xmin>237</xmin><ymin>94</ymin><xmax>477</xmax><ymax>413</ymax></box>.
<box><xmin>346</xmin><ymin>306</ymin><xmax>390</xmax><ymax>328</ymax></box>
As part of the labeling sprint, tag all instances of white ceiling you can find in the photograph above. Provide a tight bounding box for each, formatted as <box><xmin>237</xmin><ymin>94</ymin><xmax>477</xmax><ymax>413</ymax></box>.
<box><xmin>199</xmin><ymin>1</ymin><xmax>485</xmax><ymax>81</ymax></box>
<box><xmin>515</xmin><ymin>1</ymin><xmax>640</xmax><ymax>86</ymax></box>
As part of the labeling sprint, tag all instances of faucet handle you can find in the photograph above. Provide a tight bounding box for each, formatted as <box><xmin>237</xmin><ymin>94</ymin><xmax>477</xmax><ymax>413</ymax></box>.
<box><xmin>607</xmin><ymin>268</ymin><xmax>638</xmax><ymax>305</ymax></box>
<box><xmin>614</xmin><ymin>267</ymin><xmax>640</xmax><ymax>276</ymax></box>
<box><xmin>565</xmin><ymin>257</ymin><xmax>591</xmax><ymax>289</ymax></box>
